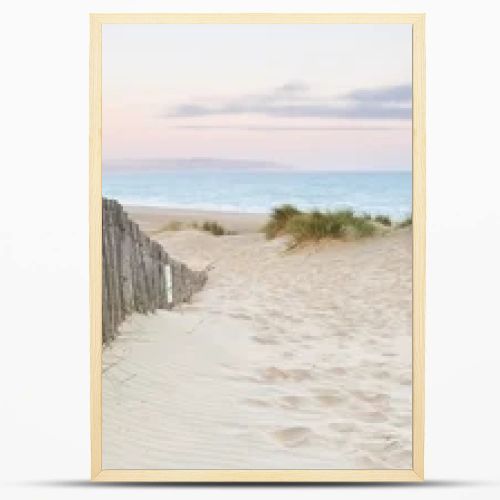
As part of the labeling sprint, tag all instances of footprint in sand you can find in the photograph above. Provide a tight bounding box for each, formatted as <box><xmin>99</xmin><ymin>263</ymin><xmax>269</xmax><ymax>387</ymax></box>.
<box><xmin>353</xmin><ymin>391</ymin><xmax>390</xmax><ymax>405</ymax></box>
<box><xmin>315</xmin><ymin>393</ymin><xmax>340</xmax><ymax>407</ymax></box>
<box><xmin>260</xmin><ymin>367</ymin><xmax>313</xmax><ymax>383</ymax></box>
<box><xmin>244</xmin><ymin>398</ymin><xmax>271</xmax><ymax>408</ymax></box>
<box><xmin>287</xmin><ymin>369</ymin><xmax>314</xmax><ymax>381</ymax></box>
<box><xmin>252</xmin><ymin>335</ymin><xmax>279</xmax><ymax>345</ymax></box>
<box><xmin>373</xmin><ymin>370</ymin><xmax>391</xmax><ymax>380</ymax></box>
<box><xmin>279</xmin><ymin>395</ymin><xmax>307</xmax><ymax>409</ymax></box>
<box><xmin>273</xmin><ymin>426</ymin><xmax>312</xmax><ymax>447</ymax></box>
<box><xmin>260</xmin><ymin>367</ymin><xmax>289</xmax><ymax>382</ymax></box>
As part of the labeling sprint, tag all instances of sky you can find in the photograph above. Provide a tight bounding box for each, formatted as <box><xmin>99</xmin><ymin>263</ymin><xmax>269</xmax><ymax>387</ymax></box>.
<box><xmin>103</xmin><ymin>23</ymin><xmax>412</xmax><ymax>171</ymax></box>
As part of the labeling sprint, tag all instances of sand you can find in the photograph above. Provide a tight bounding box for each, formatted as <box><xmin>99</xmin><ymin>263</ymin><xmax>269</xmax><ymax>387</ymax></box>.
<box><xmin>124</xmin><ymin>205</ymin><xmax>268</xmax><ymax>234</ymax></box>
<box><xmin>102</xmin><ymin>207</ymin><xmax>413</xmax><ymax>470</ymax></box>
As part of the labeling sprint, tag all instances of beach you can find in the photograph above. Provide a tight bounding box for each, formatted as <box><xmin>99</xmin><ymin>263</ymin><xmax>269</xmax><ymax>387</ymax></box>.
<box><xmin>125</xmin><ymin>205</ymin><xmax>268</xmax><ymax>234</ymax></box>
<box><xmin>102</xmin><ymin>206</ymin><xmax>413</xmax><ymax>470</ymax></box>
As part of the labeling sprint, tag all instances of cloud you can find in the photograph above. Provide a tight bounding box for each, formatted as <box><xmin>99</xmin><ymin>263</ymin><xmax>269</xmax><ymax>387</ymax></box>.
<box><xmin>164</xmin><ymin>82</ymin><xmax>412</xmax><ymax>120</ymax></box>
<box><xmin>346</xmin><ymin>84</ymin><xmax>412</xmax><ymax>102</ymax></box>
<box><xmin>274</xmin><ymin>81</ymin><xmax>310</xmax><ymax>94</ymax></box>
<box><xmin>174</xmin><ymin>125</ymin><xmax>411</xmax><ymax>131</ymax></box>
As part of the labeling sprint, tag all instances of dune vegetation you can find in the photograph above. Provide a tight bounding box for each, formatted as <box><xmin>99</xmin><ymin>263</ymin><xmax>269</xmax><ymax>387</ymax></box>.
<box><xmin>264</xmin><ymin>204</ymin><xmax>411</xmax><ymax>244</ymax></box>
<box><xmin>154</xmin><ymin>219</ymin><xmax>232</xmax><ymax>236</ymax></box>
<box><xmin>201</xmin><ymin>220</ymin><xmax>231</xmax><ymax>236</ymax></box>
<box><xmin>398</xmin><ymin>215</ymin><xmax>412</xmax><ymax>228</ymax></box>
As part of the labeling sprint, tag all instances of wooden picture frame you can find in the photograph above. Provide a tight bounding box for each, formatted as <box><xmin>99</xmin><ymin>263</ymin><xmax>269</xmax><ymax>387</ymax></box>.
<box><xmin>90</xmin><ymin>13</ymin><xmax>425</xmax><ymax>482</ymax></box>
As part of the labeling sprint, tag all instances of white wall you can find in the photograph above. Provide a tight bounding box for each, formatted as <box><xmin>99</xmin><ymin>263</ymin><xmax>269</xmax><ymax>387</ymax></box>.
<box><xmin>1</xmin><ymin>1</ymin><xmax>499</xmax><ymax>499</ymax></box>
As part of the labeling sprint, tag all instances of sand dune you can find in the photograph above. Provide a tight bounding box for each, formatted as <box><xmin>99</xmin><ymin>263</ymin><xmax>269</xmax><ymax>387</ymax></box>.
<box><xmin>102</xmin><ymin>210</ymin><xmax>412</xmax><ymax>470</ymax></box>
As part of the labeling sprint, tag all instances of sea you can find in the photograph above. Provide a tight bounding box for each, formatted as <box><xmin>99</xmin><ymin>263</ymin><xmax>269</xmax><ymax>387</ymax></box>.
<box><xmin>102</xmin><ymin>169</ymin><xmax>412</xmax><ymax>220</ymax></box>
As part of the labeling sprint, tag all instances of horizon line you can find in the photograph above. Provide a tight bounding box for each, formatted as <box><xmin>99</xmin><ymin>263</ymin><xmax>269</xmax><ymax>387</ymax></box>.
<box><xmin>102</xmin><ymin>157</ymin><xmax>411</xmax><ymax>172</ymax></box>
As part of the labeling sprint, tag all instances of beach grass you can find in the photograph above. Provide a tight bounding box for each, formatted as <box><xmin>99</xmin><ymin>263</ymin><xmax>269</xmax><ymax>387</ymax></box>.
<box><xmin>264</xmin><ymin>204</ymin><xmax>302</xmax><ymax>239</ymax></box>
<box><xmin>262</xmin><ymin>204</ymin><xmax>417</xmax><ymax>244</ymax></box>
<box><xmin>264</xmin><ymin>205</ymin><xmax>377</xmax><ymax>243</ymax></box>
<box><xmin>287</xmin><ymin>210</ymin><xmax>376</xmax><ymax>242</ymax></box>
<box><xmin>398</xmin><ymin>215</ymin><xmax>412</xmax><ymax>228</ymax></box>
<box><xmin>153</xmin><ymin>219</ymin><xmax>234</xmax><ymax>236</ymax></box>
<box><xmin>201</xmin><ymin>220</ymin><xmax>233</xmax><ymax>236</ymax></box>
<box><xmin>153</xmin><ymin>220</ymin><xmax>184</xmax><ymax>233</ymax></box>
<box><xmin>374</xmin><ymin>215</ymin><xmax>392</xmax><ymax>227</ymax></box>
<box><xmin>165</xmin><ymin>220</ymin><xmax>183</xmax><ymax>231</ymax></box>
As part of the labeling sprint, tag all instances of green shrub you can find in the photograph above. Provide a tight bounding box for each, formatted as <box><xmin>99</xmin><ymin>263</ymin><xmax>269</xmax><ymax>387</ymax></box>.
<box><xmin>265</xmin><ymin>206</ymin><xmax>376</xmax><ymax>244</ymax></box>
<box><xmin>154</xmin><ymin>220</ymin><xmax>183</xmax><ymax>233</ymax></box>
<box><xmin>374</xmin><ymin>215</ymin><xmax>392</xmax><ymax>227</ymax></box>
<box><xmin>263</xmin><ymin>204</ymin><xmax>302</xmax><ymax>239</ymax></box>
<box><xmin>201</xmin><ymin>220</ymin><xmax>227</xmax><ymax>236</ymax></box>
<box><xmin>165</xmin><ymin>220</ymin><xmax>183</xmax><ymax>231</ymax></box>
<box><xmin>398</xmin><ymin>215</ymin><xmax>412</xmax><ymax>228</ymax></box>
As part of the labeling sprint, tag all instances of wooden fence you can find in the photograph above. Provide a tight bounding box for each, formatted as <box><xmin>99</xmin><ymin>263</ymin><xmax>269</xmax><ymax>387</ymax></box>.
<box><xmin>102</xmin><ymin>198</ymin><xmax>207</xmax><ymax>343</ymax></box>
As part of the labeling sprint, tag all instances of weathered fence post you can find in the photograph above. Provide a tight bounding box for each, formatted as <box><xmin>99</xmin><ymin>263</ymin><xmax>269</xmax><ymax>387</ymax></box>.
<box><xmin>102</xmin><ymin>198</ymin><xmax>207</xmax><ymax>344</ymax></box>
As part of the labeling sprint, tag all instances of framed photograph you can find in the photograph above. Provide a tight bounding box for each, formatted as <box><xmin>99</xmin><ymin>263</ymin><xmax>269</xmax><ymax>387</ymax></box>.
<box><xmin>90</xmin><ymin>13</ymin><xmax>425</xmax><ymax>482</ymax></box>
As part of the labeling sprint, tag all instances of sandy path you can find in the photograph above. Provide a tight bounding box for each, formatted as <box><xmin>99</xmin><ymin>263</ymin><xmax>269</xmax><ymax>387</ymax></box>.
<box><xmin>103</xmin><ymin>228</ymin><xmax>412</xmax><ymax>470</ymax></box>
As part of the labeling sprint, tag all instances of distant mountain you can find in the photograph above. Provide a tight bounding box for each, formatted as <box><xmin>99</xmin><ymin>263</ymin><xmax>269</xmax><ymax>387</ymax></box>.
<box><xmin>103</xmin><ymin>158</ymin><xmax>293</xmax><ymax>171</ymax></box>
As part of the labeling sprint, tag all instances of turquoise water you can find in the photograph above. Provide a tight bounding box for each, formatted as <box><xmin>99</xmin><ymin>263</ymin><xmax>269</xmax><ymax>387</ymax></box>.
<box><xmin>103</xmin><ymin>169</ymin><xmax>412</xmax><ymax>220</ymax></box>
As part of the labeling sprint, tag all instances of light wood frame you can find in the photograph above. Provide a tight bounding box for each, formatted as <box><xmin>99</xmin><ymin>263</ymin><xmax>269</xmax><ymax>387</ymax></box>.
<box><xmin>90</xmin><ymin>13</ymin><xmax>425</xmax><ymax>482</ymax></box>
